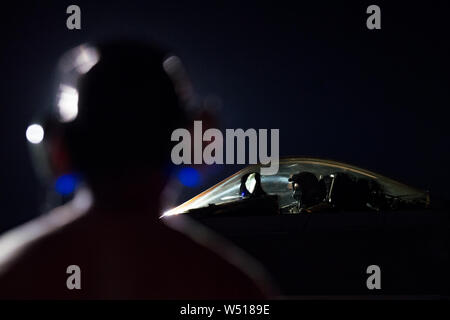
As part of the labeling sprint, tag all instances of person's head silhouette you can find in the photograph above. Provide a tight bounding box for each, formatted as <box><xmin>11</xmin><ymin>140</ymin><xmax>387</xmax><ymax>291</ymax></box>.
<box><xmin>37</xmin><ymin>41</ymin><xmax>192</xmax><ymax>210</ymax></box>
<box><xmin>3</xmin><ymin>40</ymin><xmax>276</xmax><ymax>300</ymax></box>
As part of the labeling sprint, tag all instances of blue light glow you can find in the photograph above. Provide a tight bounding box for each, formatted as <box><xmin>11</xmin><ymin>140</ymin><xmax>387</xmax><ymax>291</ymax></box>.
<box><xmin>177</xmin><ymin>167</ymin><xmax>200</xmax><ymax>187</ymax></box>
<box><xmin>55</xmin><ymin>173</ymin><xmax>79</xmax><ymax>195</ymax></box>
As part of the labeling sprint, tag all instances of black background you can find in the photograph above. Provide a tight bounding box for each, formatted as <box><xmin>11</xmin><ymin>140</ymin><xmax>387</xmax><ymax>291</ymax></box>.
<box><xmin>0</xmin><ymin>1</ymin><xmax>449</xmax><ymax>232</ymax></box>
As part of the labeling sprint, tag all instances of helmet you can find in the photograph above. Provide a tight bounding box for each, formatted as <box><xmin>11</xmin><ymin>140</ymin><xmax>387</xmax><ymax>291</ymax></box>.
<box><xmin>27</xmin><ymin>40</ymin><xmax>192</xmax><ymax>193</ymax></box>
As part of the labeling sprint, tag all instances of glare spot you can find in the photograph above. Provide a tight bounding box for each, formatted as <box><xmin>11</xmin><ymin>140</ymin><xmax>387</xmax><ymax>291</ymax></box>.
<box><xmin>73</xmin><ymin>46</ymin><xmax>100</xmax><ymax>74</ymax></box>
<box><xmin>57</xmin><ymin>85</ymin><xmax>79</xmax><ymax>122</ymax></box>
<box><xmin>55</xmin><ymin>173</ymin><xmax>79</xmax><ymax>195</ymax></box>
<box><xmin>161</xmin><ymin>207</ymin><xmax>182</xmax><ymax>217</ymax></box>
<box><xmin>177</xmin><ymin>167</ymin><xmax>200</xmax><ymax>187</ymax></box>
<box><xmin>245</xmin><ymin>173</ymin><xmax>257</xmax><ymax>194</ymax></box>
<box><xmin>26</xmin><ymin>124</ymin><xmax>44</xmax><ymax>144</ymax></box>
<box><xmin>59</xmin><ymin>44</ymin><xmax>100</xmax><ymax>75</ymax></box>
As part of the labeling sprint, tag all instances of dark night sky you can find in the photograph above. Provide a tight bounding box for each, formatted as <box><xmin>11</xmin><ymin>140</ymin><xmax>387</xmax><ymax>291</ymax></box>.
<box><xmin>0</xmin><ymin>1</ymin><xmax>449</xmax><ymax>232</ymax></box>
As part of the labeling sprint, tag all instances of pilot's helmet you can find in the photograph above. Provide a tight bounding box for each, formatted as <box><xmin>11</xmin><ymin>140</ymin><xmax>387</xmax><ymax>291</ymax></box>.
<box><xmin>288</xmin><ymin>171</ymin><xmax>319</xmax><ymax>206</ymax></box>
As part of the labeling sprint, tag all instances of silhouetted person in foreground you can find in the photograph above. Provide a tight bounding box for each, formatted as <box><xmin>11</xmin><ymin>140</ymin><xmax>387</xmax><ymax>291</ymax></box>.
<box><xmin>0</xmin><ymin>41</ymin><xmax>276</xmax><ymax>299</ymax></box>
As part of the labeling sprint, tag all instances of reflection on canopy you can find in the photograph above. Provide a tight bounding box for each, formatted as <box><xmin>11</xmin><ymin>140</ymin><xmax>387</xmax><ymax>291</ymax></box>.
<box><xmin>162</xmin><ymin>157</ymin><xmax>428</xmax><ymax>217</ymax></box>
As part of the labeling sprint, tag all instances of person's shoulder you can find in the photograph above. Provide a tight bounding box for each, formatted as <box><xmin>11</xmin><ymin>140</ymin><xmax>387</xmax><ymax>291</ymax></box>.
<box><xmin>0</xmin><ymin>191</ymin><xmax>91</xmax><ymax>279</ymax></box>
<box><xmin>161</xmin><ymin>215</ymin><xmax>278</xmax><ymax>298</ymax></box>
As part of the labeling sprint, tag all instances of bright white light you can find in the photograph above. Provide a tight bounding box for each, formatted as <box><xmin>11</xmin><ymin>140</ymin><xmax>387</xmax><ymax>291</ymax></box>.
<box><xmin>26</xmin><ymin>124</ymin><xmax>44</xmax><ymax>144</ymax></box>
<box><xmin>59</xmin><ymin>44</ymin><xmax>100</xmax><ymax>75</ymax></box>
<box><xmin>161</xmin><ymin>208</ymin><xmax>182</xmax><ymax>217</ymax></box>
<box><xmin>57</xmin><ymin>85</ymin><xmax>79</xmax><ymax>122</ymax></box>
<box><xmin>74</xmin><ymin>46</ymin><xmax>100</xmax><ymax>74</ymax></box>
<box><xmin>245</xmin><ymin>173</ymin><xmax>257</xmax><ymax>194</ymax></box>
